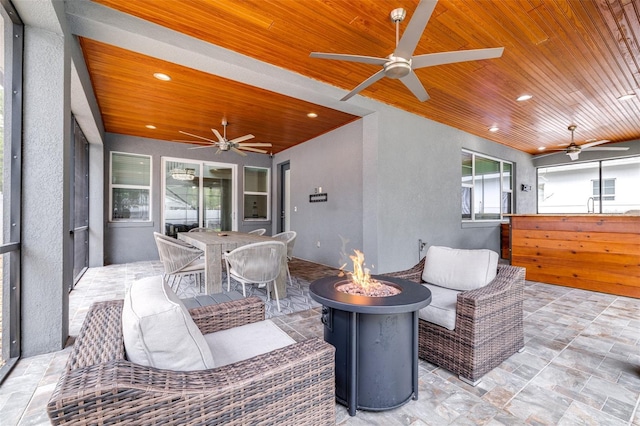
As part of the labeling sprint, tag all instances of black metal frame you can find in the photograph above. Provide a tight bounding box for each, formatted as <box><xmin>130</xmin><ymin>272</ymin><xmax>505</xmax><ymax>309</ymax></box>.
<box><xmin>0</xmin><ymin>0</ymin><xmax>23</xmax><ymax>384</ymax></box>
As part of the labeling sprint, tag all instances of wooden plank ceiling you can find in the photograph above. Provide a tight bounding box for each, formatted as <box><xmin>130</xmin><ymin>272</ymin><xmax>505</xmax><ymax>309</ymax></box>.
<box><xmin>87</xmin><ymin>0</ymin><xmax>640</xmax><ymax>155</ymax></box>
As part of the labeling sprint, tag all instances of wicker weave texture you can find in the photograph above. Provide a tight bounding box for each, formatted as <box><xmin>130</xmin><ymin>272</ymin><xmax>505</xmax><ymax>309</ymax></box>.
<box><xmin>48</xmin><ymin>297</ymin><xmax>336</xmax><ymax>425</ymax></box>
<box><xmin>386</xmin><ymin>259</ymin><xmax>525</xmax><ymax>383</ymax></box>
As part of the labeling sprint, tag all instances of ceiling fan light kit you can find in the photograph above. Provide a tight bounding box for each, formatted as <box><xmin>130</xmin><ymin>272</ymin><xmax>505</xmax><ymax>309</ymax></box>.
<box><xmin>309</xmin><ymin>0</ymin><xmax>504</xmax><ymax>102</ymax></box>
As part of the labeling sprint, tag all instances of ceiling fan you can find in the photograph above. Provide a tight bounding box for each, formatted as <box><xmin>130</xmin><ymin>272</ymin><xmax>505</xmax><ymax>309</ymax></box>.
<box><xmin>535</xmin><ymin>125</ymin><xmax>629</xmax><ymax>161</ymax></box>
<box><xmin>174</xmin><ymin>119</ymin><xmax>272</xmax><ymax>156</ymax></box>
<box><xmin>309</xmin><ymin>0</ymin><xmax>504</xmax><ymax>102</ymax></box>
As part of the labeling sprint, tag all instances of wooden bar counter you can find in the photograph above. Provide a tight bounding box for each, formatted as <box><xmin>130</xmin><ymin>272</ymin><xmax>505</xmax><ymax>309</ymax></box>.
<box><xmin>508</xmin><ymin>214</ymin><xmax>640</xmax><ymax>298</ymax></box>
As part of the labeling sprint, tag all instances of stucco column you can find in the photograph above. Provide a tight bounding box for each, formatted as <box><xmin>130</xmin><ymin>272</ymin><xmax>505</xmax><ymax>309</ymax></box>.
<box><xmin>21</xmin><ymin>24</ymin><xmax>71</xmax><ymax>356</ymax></box>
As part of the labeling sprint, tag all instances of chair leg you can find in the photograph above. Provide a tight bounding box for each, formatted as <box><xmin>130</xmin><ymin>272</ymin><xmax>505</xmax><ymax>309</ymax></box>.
<box><xmin>273</xmin><ymin>279</ymin><xmax>280</xmax><ymax>312</ymax></box>
<box><xmin>286</xmin><ymin>264</ymin><xmax>292</xmax><ymax>286</ymax></box>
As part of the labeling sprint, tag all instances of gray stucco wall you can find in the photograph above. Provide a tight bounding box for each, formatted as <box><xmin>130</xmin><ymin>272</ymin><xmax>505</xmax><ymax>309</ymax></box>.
<box><xmin>21</xmin><ymin>24</ymin><xmax>71</xmax><ymax>356</ymax></box>
<box><xmin>273</xmin><ymin>105</ymin><xmax>536</xmax><ymax>274</ymax></box>
<box><xmin>104</xmin><ymin>133</ymin><xmax>272</xmax><ymax>264</ymax></box>
<box><xmin>272</xmin><ymin>120</ymin><xmax>365</xmax><ymax>268</ymax></box>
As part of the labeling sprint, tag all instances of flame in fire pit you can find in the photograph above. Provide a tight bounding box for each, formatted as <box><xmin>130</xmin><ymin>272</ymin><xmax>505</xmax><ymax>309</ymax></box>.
<box><xmin>338</xmin><ymin>250</ymin><xmax>400</xmax><ymax>297</ymax></box>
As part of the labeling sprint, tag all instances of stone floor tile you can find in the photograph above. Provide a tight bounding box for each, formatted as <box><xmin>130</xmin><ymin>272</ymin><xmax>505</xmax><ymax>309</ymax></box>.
<box><xmin>558</xmin><ymin>400</ymin><xmax>629</xmax><ymax>425</ymax></box>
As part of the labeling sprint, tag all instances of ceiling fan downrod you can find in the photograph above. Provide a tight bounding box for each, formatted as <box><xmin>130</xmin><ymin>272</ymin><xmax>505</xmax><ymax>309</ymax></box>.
<box><xmin>390</xmin><ymin>8</ymin><xmax>407</xmax><ymax>47</ymax></box>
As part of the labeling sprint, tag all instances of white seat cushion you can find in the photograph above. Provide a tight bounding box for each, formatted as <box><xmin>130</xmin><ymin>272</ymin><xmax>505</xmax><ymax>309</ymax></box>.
<box><xmin>419</xmin><ymin>284</ymin><xmax>460</xmax><ymax>330</ymax></box>
<box><xmin>203</xmin><ymin>320</ymin><xmax>295</xmax><ymax>367</ymax></box>
<box><xmin>122</xmin><ymin>276</ymin><xmax>215</xmax><ymax>371</ymax></box>
<box><xmin>422</xmin><ymin>246</ymin><xmax>499</xmax><ymax>291</ymax></box>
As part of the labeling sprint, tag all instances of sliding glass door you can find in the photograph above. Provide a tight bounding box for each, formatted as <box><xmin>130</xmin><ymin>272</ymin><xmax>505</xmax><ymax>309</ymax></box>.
<box><xmin>162</xmin><ymin>158</ymin><xmax>236</xmax><ymax>237</ymax></box>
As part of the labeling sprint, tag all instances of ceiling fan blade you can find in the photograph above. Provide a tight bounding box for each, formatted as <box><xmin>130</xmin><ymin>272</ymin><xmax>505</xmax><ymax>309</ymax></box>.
<box><xmin>239</xmin><ymin>142</ymin><xmax>272</xmax><ymax>147</ymax></box>
<box><xmin>395</xmin><ymin>0</ymin><xmax>438</xmax><ymax>59</ymax></box>
<box><xmin>178</xmin><ymin>131</ymin><xmax>217</xmax><ymax>144</ymax></box>
<box><xmin>173</xmin><ymin>139</ymin><xmax>208</xmax><ymax>144</ymax></box>
<box><xmin>584</xmin><ymin>147</ymin><xmax>629</xmax><ymax>151</ymax></box>
<box><xmin>533</xmin><ymin>151</ymin><xmax>564</xmax><ymax>160</ymax></box>
<box><xmin>211</xmin><ymin>129</ymin><xmax>224</xmax><ymax>143</ymax></box>
<box><xmin>412</xmin><ymin>47</ymin><xmax>504</xmax><ymax>69</ymax></box>
<box><xmin>188</xmin><ymin>144</ymin><xmax>218</xmax><ymax>150</ymax></box>
<box><xmin>341</xmin><ymin>69</ymin><xmax>386</xmax><ymax>101</ymax></box>
<box><xmin>309</xmin><ymin>52</ymin><xmax>387</xmax><ymax>66</ymax></box>
<box><xmin>580</xmin><ymin>139</ymin><xmax>610</xmax><ymax>149</ymax></box>
<box><xmin>228</xmin><ymin>134</ymin><xmax>255</xmax><ymax>144</ymax></box>
<box><xmin>231</xmin><ymin>147</ymin><xmax>247</xmax><ymax>156</ymax></box>
<box><xmin>400</xmin><ymin>71</ymin><xmax>430</xmax><ymax>102</ymax></box>
<box><xmin>238</xmin><ymin>146</ymin><xmax>268</xmax><ymax>154</ymax></box>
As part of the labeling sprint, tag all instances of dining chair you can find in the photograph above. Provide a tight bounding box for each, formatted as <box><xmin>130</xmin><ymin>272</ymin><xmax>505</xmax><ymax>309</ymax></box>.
<box><xmin>189</xmin><ymin>227</ymin><xmax>212</xmax><ymax>233</ymax></box>
<box><xmin>248</xmin><ymin>228</ymin><xmax>266</xmax><ymax>236</ymax></box>
<box><xmin>224</xmin><ymin>241</ymin><xmax>286</xmax><ymax>311</ymax></box>
<box><xmin>272</xmin><ymin>231</ymin><xmax>297</xmax><ymax>286</ymax></box>
<box><xmin>153</xmin><ymin>232</ymin><xmax>205</xmax><ymax>293</ymax></box>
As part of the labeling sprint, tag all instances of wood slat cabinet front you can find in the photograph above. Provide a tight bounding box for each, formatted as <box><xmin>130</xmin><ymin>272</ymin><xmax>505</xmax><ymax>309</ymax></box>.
<box><xmin>509</xmin><ymin>215</ymin><xmax>640</xmax><ymax>298</ymax></box>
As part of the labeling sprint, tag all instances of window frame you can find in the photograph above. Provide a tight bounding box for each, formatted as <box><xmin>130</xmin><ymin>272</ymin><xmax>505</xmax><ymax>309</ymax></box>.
<box><xmin>109</xmin><ymin>151</ymin><xmax>152</xmax><ymax>222</ymax></box>
<box><xmin>461</xmin><ymin>149</ymin><xmax>513</xmax><ymax>222</ymax></box>
<box><xmin>243</xmin><ymin>166</ymin><xmax>270</xmax><ymax>221</ymax></box>
<box><xmin>161</xmin><ymin>157</ymin><xmax>238</xmax><ymax>234</ymax></box>
<box><xmin>592</xmin><ymin>178</ymin><xmax>615</xmax><ymax>201</ymax></box>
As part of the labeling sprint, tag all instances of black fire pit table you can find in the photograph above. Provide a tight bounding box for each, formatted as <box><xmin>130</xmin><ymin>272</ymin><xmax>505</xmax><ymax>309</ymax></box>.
<box><xmin>309</xmin><ymin>275</ymin><xmax>431</xmax><ymax>416</ymax></box>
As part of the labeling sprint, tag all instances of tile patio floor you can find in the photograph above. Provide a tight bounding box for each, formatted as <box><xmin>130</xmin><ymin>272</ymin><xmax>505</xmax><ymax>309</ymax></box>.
<box><xmin>0</xmin><ymin>259</ymin><xmax>639</xmax><ymax>425</ymax></box>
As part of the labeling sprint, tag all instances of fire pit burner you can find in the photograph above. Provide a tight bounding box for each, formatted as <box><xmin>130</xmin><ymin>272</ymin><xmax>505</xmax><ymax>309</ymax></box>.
<box><xmin>335</xmin><ymin>279</ymin><xmax>401</xmax><ymax>297</ymax></box>
<box><xmin>310</xmin><ymin>275</ymin><xmax>431</xmax><ymax>416</ymax></box>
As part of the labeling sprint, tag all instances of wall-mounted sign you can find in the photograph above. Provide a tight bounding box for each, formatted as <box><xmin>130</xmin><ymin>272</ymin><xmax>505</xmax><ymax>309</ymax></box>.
<box><xmin>309</xmin><ymin>193</ymin><xmax>328</xmax><ymax>203</ymax></box>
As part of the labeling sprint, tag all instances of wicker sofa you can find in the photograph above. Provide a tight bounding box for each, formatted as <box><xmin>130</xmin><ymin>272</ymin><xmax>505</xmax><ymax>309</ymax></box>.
<box><xmin>385</xmin><ymin>248</ymin><xmax>525</xmax><ymax>385</ymax></box>
<box><xmin>47</xmin><ymin>296</ymin><xmax>336</xmax><ymax>425</ymax></box>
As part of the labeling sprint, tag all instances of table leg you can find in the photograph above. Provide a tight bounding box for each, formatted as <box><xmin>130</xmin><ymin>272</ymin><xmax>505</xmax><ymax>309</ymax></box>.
<box><xmin>205</xmin><ymin>245</ymin><xmax>223</xmax><ymax>294</ymax></box>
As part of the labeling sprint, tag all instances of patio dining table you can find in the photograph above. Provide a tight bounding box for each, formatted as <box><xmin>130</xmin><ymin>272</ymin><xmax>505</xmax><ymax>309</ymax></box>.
<box><xmin>177</xmin><ymin>231</ymin><xmax>288</xmax><ymax>298</ymax></box>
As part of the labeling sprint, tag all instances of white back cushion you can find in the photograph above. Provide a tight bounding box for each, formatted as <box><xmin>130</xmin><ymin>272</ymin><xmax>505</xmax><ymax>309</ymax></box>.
<box><xmin>122</xmin><ymin>276</ymin><xmax>215</xmax><ymax>371</ymax></box>
<box><xmin>422</xmin><ymin>246</ymin><xmax>499</xmax><ymax>291</ymax></box>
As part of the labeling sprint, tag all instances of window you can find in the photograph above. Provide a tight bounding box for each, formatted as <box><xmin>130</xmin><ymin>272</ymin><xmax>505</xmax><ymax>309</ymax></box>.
<box><xmin>162</xmin><ymin>158</ymin><xmax>236</xmax><ymax>236</ymax></box>
<box><xmin>244</xmin><ymin>166</ymin><xmax>269</xmax><ymax>220</ymax></box>
<box><xmin>462</xmin><ymin>150</ymin><xmax>512</xmax><ymax>221</ymax></box>
<box><xmin>538</xmin><ymin>157</ymin><xmax>640</xmax><ymax>214</ymax></box>
<box><xmin>592</xmin><ymin>178</ymin><xmax>615</xmax><ymax>201</ymax></box>
<box><xmin>110</xmin><ymin>152</ymin><xmax>151</xmax><ymax>221</ymax></box>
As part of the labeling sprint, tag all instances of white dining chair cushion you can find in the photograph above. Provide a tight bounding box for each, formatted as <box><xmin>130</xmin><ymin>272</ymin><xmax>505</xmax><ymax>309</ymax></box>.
<box><xmin>422</xmin><ymin>246</ymin><xmax>499</xmax><ymax>291</ymax></box>
<box><xmin>122</xmin><ymin>276</ymin><xmax>215</xmax><ymax>371</ymax></box>
<box><xmin>203</xmin><ymin>319</ymin><xmax>295</xmax><ymax>367</ymax></box>
<box><xmin>418</xmin><ymin>283</ymin><xmax>461</xmax><ymax>331</ymax></box>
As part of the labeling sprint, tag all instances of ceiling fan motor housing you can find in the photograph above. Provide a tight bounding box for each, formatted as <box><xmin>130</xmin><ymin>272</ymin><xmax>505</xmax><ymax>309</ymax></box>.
<box><xmin>384</xmin><ymin>56</ymin><xmax>412</xmax><ymax>79</ymax></box>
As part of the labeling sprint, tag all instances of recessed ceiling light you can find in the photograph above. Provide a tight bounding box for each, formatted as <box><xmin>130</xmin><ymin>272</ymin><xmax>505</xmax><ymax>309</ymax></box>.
<box><xmin>538</xmin><ymin>146</ymin><xmax>546</xmax><ymax>151</ymax></box>
<box><xmin>145</xmin><ymin>124</ymin><xmax>157</xmax><ymax>129</ymax></box>
<box><xmin>517</xmin><ymin>94</ymin><xmax>533</xmax><ymax>101</ymax></box>
<box><xmin>617</xmin><ymin>93</ymin><xmax>636</xmax><ymax>101</ymax></box>
<box><xmin>307</xmin><ymin>112</ymin><xmax>318</xmax><ymax>118</ymax></box>
<box><xmin>153</xmin><ymin>72</ymin><xmax>171</xmax><ymax>81</ymax></box>
<box><xmin>488</xmin><ymin>126</ymin><xmax>499</xmax><ymax>132</ymax></box>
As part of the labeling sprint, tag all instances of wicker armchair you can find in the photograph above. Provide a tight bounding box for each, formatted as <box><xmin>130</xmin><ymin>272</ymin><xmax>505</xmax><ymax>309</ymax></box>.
<box><xmin>385</xmin><ymin>257</ymin><xmax>525</xmax><ymax>385</ymax></box>
<box><xmin>47</xmin><ymin>297</ymin><xmax>336</xmax><ymax>425</ymax></box>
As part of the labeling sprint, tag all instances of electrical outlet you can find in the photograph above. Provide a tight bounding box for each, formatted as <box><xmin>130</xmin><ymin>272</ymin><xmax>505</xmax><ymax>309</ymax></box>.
<box><xmin>419</xmin><ymin>239</ymin><xmax>427</xmax><ymax>252</ymax></box>
<box><xmin>316</xmin><ymin>241</ymin><xmax>321</xmax><ymax>248</ymax></box>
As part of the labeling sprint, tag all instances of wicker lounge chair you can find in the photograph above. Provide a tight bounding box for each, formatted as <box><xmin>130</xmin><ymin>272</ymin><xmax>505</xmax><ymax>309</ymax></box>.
<box><xmin>385</xmin><ymin>252</ymin><xmax>525</xmax><ymax>385</ymax></box>
<box><xmin>47</xmin><ymin>296</ymin><xmax>336</xmax><ymax>425</ymax></box>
